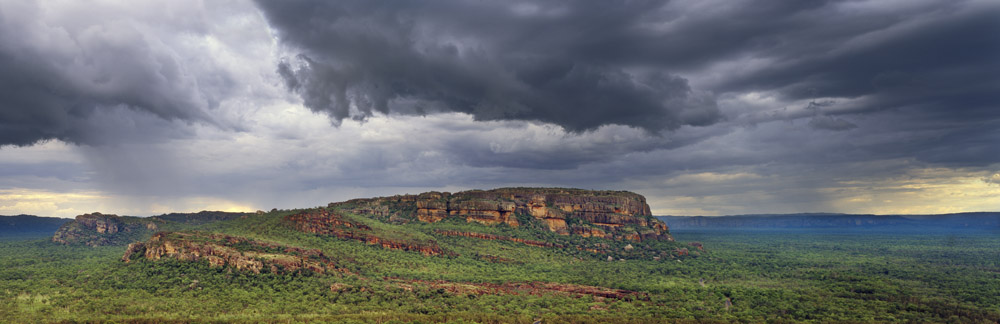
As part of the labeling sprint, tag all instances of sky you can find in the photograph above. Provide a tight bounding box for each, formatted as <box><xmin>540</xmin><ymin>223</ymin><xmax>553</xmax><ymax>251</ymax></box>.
<box><xmin>1</xmin><ymin>0</ymin><xmax>998</xmax><ymax>218</ymax></box>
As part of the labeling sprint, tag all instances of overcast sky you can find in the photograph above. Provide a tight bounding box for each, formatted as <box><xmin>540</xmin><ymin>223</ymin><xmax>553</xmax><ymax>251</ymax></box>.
<box><xmin>1</xmin><ymin>0</ymin><xmax>998</xmax><ymax>218</ymax></box>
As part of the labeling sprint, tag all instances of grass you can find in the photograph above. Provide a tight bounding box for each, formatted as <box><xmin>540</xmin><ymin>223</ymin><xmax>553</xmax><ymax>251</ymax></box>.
<box><xmin>1</xmin><ymin>217</ymin><xmax>998</xmax><ymax>322</ymax></box>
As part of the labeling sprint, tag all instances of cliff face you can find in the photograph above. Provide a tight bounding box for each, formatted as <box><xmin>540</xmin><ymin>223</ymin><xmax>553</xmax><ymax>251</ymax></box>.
<box><xmin>122</xmin><ymin>232</ymin><xmax>344</xmax><ymax>275</ymax></box>
<box><xmin>415</xmin><ymin>192</ymin><xmax>520</xmax><ymax>227</ymax></box>
<box><xmin>76</xmin><ymin>213</ymin><xmax>122</xmax><ymax>234</ymax></box>
<box><xmin>335</xmin><ymin>188</ymin><xmax>671</xmax><ymax>242</ymax></box>
<box><xmin>285</xmin><ymin>209</ymin><xmax>446</xmax><ymax>256</ymax></box>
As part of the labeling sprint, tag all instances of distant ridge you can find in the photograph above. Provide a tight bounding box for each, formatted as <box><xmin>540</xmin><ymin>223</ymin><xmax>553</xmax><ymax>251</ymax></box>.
<box><xmin>0</xmin><ymin>214</ymin><xmax>72</xmax><ymax>236</ymax></box>
<box><xmin>657</xmin><ymin>212</ymin><xmax>1000</xmax><ymax>230</ymax></box>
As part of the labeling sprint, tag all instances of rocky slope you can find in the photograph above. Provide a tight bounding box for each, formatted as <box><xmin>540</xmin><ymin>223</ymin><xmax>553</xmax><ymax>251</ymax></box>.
<box><xmin>285</xmin><ymin>208</ymin><xmax>446</xmax><ymax>256</ymax></box>
<box><xmin>333</xmin><ymin>187</ymin><xmax>671</xmax><ymax>242</ymax></box>
<box><xmin>122</xmin><ymin>232</ymin><xmax>344</xmax><ymax>275</ymax></box>
<box><xmin>433</xmin><ymin>230</ymin><xmax>565</xmax><ymax>248</ymax></box>
<box><xmin>56</xmin><ymin>188</ymin><xmax>686</xmax><ymax>277</ymax></box>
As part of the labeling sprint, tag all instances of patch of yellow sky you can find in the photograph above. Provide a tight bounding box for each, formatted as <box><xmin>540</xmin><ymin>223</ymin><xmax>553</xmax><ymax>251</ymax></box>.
<box><xmin>0</xmin><ymin>188</ymin><xmax>254</xmax><ymax>218</ymax></box>
<box><xmin>4</xmin><ymin>170</ymin><xmax>998</xmax><ymax>218</ymax></box>
<box><xmin>824</xmin><ymin>168</ymin><xmax>1000</xmax><ymax>215</ymax></box>
<box><xmin>0</xmin><ymin>189</ymin><xmax>108</xmax><ymax>218</ymax></box>
<box><xmin>2</xmin><ymin>140</ymin><xmax>997</xmax><ymax>217</ymax></box>
<box><xmin>647</xmin><ymin>168</ymin><xmax>1000</xmax><ymax>216</ymax></box>
<box><xmin>0</xmin><ymin>141</ymin><xmax>257</xmax><ymax>218</ymax></box>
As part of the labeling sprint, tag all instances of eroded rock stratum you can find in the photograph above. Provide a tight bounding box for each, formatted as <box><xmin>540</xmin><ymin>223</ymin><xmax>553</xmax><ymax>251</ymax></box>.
<box><xmin>285</xmin><ymin>208</ymin><xmax>446</xmax><ymax>256</ymax></box>
<box><xmin>122</xmin><ymin>232</ymin><xmax>345</xmax><ymax>275</ymax></box>
<box><xmin>332</xmin><ymin>187</ymin><xmax>672</xmax><ymax>242</ymax></box>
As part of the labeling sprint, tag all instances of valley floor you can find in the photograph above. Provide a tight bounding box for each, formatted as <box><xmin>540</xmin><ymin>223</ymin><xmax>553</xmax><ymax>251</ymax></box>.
<box><xmin>1</xmin><ymin>228</ymin><xmax>999</xmax><ymax>323</ymax></box>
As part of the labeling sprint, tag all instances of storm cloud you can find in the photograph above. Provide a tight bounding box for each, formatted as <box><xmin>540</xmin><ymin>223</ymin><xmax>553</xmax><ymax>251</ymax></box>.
<box><xmin>0</xmin><ymin>0</ymin><xmax>235</xmax><ymax>146</ymax></box>
<box><xmin>256</xmin><ymin>0</ymin><xmax>722</xmax><ymax>132</ymax></box>
<box><xmin>256</xmin><ymin>0</ymin><xmax>1000</xmax><ymax>167</ymax></box>
<box><xmin>1</xmin><ymin>0</ymin><xmax>999</xmax><ymax>217</ymax></box>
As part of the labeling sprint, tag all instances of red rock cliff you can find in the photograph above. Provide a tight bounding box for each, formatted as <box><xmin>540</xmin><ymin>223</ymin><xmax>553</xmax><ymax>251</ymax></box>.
<box><xmin>285</xmin><ymin>209</ymin><xmax>446</xmax><ymax>256</ymax></box>
<box><xmin>335</xmin><ymin>188</ymin><xmax>671</xmax><ymax>242</ymax></box>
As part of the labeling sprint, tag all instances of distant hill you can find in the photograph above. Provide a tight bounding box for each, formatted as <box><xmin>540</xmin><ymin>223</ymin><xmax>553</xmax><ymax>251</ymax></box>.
<box><xmin>0</xmin><ymin>215</ymin><xmax>72</xmax><ymax>237</ymax></box>
<box><xmin>51</xmin><ymin>211</ymin><xmax>250</xmax><ymax>246</ymax></box>
<box><xmin>51</xmin><ymin>188</ymin><xmax>686</xmax><ymax>264</ymax></box>
<box><xmin>658</xmin><ymin>212</ymin><xmax>1000</xmax><ymax>230</ymax></box>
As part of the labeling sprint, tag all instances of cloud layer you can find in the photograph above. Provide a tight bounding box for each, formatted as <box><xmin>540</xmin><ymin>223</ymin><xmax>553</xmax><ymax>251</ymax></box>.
<box><xmin>1</xmin><ymin>0</ymin><xmax>998</xmax><ymax>217</ymax></box>
<box><xmin>0</xmin><ymin>0</ymin><xmax>245</xmax><ymax>146</ymax></box>
<box><xmin>258</xmin><ymin>0</ymin><xmax>722</xmax><ymax>132</ymax></box>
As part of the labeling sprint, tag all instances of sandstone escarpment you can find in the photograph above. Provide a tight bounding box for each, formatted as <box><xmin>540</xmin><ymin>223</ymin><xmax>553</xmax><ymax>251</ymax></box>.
<box><xmin>76</xmin><ymin>213</ymin><xmax>121</xmax><ymax>234</ymax></box>
<box><xmin>339</xmin><ymin>188</ymin><xmax>671</xmax><ymax>242</ymax></box>
<box><xmin>448</xmin><ymin>199</ymin><xmax>519</xmax><ymax>227</ymax></box>
<box><xmin>286</xmin><ymin>209</ymin><xmax>446</xmax><ymax>256</ymax></box>
<box><xmin>411</xmin><ymin>192</ymin><xmax>521</xmax><ymax>227</ymax></box>
<box><xmin>122</xmin><ymin>232</ymin><xmax>344</xmax><ymax>275</ymax></box>
<box><xmin>571</xmin><ymin>225</ymin><xmax>608</xmax><ymax>238</ymax></box>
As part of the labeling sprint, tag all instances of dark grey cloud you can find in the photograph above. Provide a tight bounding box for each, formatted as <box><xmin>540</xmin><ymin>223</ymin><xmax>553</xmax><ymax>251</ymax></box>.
<box><xmin>808</xmin><ymin>116</ymin><xmax>856</xmax><ymax>131</ymax></box>
<box><xmin>437</xmin><ymin>123</ymin><xmax>729</xmax><ymax>170</ymax></box>
<box><xmin>0</xmin><ymin>161</ymin><xmax>85</xmax><ymax>181</ymax></box>
<box><xmin>256</xmin><ymin>0</ymin><xmax>721</xmax><ymax>133</ymax></box>
<box><xmin>256</xmin><ymin>0</ymin><xmax>1000</xmax><ymax>169</ymax></box>
<box><xmin>698</xmin><ymin>0</ymin><xmax>1000</xmax><ymax>144</ymax></box>
<box><xmin>0</xmin><ymin>1</ymin><xmax>234</xmax><ymax>146</ymax></box>
<box><xmin>716</xmin><ymin>2</ymin><xmax>1000</xmax><ymax>101</ymax></box>
<box><xmin>3</xmin><ymin>0</ymin><xmax>1000</xmax><ymax>218</ymax></box>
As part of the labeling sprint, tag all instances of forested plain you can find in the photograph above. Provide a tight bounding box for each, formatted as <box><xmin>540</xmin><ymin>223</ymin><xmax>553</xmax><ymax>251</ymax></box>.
<box><xmin>1</xmin><ymin>211</ymin><xmax>999</xmax><ymax>323</ymax></box>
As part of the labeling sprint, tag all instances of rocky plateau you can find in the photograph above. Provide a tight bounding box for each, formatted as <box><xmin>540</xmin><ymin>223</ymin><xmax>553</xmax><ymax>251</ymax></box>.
<box><xmin>333</xmin><ymin>187</ymin><xmax>672</xmax><ymax>242</ymax></box>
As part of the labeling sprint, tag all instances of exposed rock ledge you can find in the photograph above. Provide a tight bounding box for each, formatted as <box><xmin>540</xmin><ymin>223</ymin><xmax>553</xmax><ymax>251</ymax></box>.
<box><xmin>285</xmin><ymin>209</ymin><xmax>446</xmax><ymax>256</ymax></box>
<box><xmin>333</xmin><ymin>187</ymin><xmax>672</xmax><ymax>242</ymax></box>
<box><xmin>122</xmin><ymin>232</ymin><xmax>345</xmax><ymax>275</ymax></box>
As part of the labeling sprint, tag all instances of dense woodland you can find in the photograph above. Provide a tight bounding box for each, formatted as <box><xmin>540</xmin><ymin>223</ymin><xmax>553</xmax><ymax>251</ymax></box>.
<box><xmin>2</xmin><ymin>210</ymin><xmax>998</xmax><ymax>323</ymax></box>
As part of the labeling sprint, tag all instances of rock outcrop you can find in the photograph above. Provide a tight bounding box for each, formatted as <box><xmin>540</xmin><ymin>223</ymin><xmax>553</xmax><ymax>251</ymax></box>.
<box><xmin>122</xmin><ymin>232</ymin><xmax>344</xmax><ymax>275</ymax></box>
<box><xmin>285</xmin><ymin>209</ymin><xmax>446</xmax><ymax>256</ymax></box>
<box><xmin>52</xmin><ymin>213</ymin><xmax>156</xmax><ymax>246</ymax></box>
<box><xmin>52</xmin><ymin>211</ymin><xmax>248</xmax><ymax>246</ymax></box>
<box><xmin>335</xmin><ymin>188</ymin><xmax>671</xmax><ymax>242</ymax></box>
<box><xmin>76</xmin><ymin>213</ymin><xmax>122</xmax><ymax>234</ymax></box>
